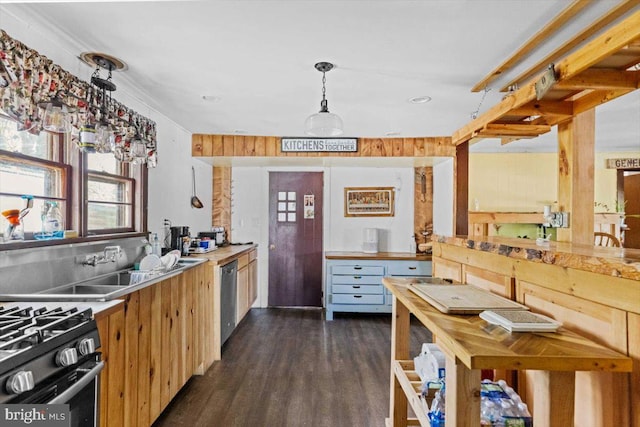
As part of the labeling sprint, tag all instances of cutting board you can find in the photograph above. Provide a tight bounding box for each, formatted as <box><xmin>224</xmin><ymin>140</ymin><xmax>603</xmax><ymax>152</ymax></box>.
<box><xmin>408</xmin><ymin>284</ymin><xmax>529</xmax><ymax>314</ymax></box>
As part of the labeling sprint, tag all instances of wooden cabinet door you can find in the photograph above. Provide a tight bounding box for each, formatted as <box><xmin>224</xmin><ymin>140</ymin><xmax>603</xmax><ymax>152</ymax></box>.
<box><xmin>248</xmin><ymin>259</ymin><xmax>258</xmax><ymax>307</ymax></box>
<box><xmin>432</xmin><ymin>256</ymin><xmax>461</xmax><ymax>282</ymax></box>
<box><xmin>237</xmin><ymin>265</ymin><xmax>249</xmax><ymax>321</ymax></box>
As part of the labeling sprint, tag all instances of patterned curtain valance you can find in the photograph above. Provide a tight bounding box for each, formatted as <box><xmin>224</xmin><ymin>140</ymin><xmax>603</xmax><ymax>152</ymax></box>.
<box><xmin>0</xmin><ymin>29</ymin><xmax>157</xmax><ymax>166</ymax></box>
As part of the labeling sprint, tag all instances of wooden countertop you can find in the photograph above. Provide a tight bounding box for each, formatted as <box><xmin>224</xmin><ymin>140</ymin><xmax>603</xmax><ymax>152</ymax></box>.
<box><xmin>325</xmin><ymin>251</ymin><xmax>431</xmax><ymax>261</ymax></box>
<box><xmin>192</xmin><ymin>244</ymin><xmax>257</xmax><ymax>265</ymax></box>
<box><xmin>383</xmin><ymin>277</ymin><xmax>633</xmax><ymax>372</ymax></box>
<box><xmin>434</xmin><ymin>235</ymin><xmax>640</xmax><ymax>281</ymax></box>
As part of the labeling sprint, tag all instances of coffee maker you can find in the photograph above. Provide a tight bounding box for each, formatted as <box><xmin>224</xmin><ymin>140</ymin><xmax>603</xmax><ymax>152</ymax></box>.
<box><xmin>169</xmin><ymin>226</ymin><xmax>190</xmax><ymax>254</ymax></box>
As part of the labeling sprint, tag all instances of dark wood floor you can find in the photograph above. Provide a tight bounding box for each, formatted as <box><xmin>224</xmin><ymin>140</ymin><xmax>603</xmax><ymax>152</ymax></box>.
<box><xmin>153</xmin><ymin>308</ymin><xmax>432</xmax><ymax>427</ymax></box>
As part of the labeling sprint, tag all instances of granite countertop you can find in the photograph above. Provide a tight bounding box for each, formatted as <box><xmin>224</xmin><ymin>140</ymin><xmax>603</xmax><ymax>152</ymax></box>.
<box><xmin>434</xmin><ymin>235</ymin><xmax>640</xmax><ymax>281</ymax></box>
<box><xmin>325</xmin><ymin>251</ymin><xmax>431</xmax><ymax>261</ymax></box>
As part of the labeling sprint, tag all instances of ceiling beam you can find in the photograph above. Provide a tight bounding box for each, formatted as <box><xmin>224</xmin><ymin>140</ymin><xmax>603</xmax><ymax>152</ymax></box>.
<box><xmin>509</xmin><ymin>101</ymin><xmax>575</xmax><ymax>118</ymax></box>
<box><xmin>500</xmin><ymin>0</ymin><xmax>640</xmax><ymax>92</ymax></box>
<box><xmin>553</xmin><ymin>69</ymin><xmax>640</xmax><ymax>90</ymax></box>
<box><xmin>477</xmin><ymin>123</ymin><xmax>551</xmax><ymax>137</ymax></box>
<box><xmin>471</xmin><ymin>0</ymin><xmax>593</xmax><ymax>92</ymax></box>
<box><xmin>573</xmin><ymin>89</ymin><xmax>634</xmax><ymax>114</ymax></box>
<box><xmin>453</xmin><ymin>9</ymin><xmax>640</xmax><ymax>145</ymax></box>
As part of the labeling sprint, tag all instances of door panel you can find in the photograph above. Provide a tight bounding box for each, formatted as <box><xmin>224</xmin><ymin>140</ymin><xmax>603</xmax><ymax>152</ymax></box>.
<box><xmin>623</xmin><ymin>173</ymin><xmax>640</xmax><ymax>248</ymax></box>
<box><xmin>268</xmin><ymin>172</ymin><xmax>323</xmax><ymax>307</ymax></box>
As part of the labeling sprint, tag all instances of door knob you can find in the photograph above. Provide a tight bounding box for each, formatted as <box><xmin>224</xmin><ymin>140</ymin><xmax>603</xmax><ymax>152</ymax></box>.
<box><xmin>269</xmin><ymin>244</ymin><xmax>276</xmax><ymax>250</ymax></box>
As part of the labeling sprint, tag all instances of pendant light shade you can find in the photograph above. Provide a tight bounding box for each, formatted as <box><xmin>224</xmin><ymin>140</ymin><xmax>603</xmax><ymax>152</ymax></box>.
<box><xmin>305</xmin><ymin>62</ymin><xmax>343</xmax><ymax>137</ymax></box>
<box><xmin>42</xmin><ymin>97</ymin><xmax>72</xmax><ymax>134</ymax></box>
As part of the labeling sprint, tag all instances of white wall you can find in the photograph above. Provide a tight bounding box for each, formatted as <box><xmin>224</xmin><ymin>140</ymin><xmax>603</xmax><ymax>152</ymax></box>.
<box><xmin>231</xmin><ymin>165</ymin><xmax>415</xmax><ymax>307</ymax></box>
<box><xmin>0</xmin><ymin>12</ymin><xmax>213</xmax><ymax>244</ymax></box>
<box><xmin>433</xmin><ymin>159</ymin><xmax>454</xmax><ymax>236</ymax></box>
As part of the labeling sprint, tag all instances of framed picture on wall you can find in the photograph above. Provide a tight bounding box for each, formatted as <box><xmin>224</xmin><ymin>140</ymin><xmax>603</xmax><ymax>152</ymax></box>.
<box><xmin>344</xmin><ymin>187</ymin><xmax>395</xmax><ymax>217</ymax></box>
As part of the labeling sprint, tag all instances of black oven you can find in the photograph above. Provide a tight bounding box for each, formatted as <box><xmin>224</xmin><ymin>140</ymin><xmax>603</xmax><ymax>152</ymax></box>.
<box><xmin>0</xmin><ymin>305</ymin><xmax>102</xmax><ymax>427</ymax></box>
<box><xmin>16</xmin><ymin>354</ymin><xmax>104</xmax><ymax>427</ymax></box>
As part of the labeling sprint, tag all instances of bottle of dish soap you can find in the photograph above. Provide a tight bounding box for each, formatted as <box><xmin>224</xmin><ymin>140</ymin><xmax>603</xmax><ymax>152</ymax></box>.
<box><xmin>44</xmin><ymin>201</ymin><xmax>63</xmax><ymax>237</ymax></box>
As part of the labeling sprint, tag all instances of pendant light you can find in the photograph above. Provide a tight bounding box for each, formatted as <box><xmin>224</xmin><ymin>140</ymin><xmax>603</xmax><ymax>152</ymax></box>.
<box><xmin>91</xmin><ymin>56</ymin><xmax>117</xmax><ymax>153</ymax></box>
<box><xmin>41</xmin><ymin>92</ymin><xmax>72</xmax><ymax>134</ymax></box>
<box><xmin>304</xmin><ymin>62</ymin><xmax>343</xmax><ymax>137</ymax></box>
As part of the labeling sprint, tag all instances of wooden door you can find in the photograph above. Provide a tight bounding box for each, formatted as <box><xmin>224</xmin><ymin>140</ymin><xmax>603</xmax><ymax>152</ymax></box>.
<box><xmin>623</xmin><ymin>172</ymin><xmax>640</xmax><ymax>248</ymax></box>
<box><xmin>268</xmin><ymin>172</ymin><xmax>323</xmax><ymax>307</ymax></box>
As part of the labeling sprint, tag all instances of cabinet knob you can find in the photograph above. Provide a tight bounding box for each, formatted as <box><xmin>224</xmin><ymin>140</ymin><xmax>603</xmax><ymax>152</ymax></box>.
<box><xmin>269</xmin><ymin>244</ymin><xmax>276</xmax><ymax>250</ymax></box>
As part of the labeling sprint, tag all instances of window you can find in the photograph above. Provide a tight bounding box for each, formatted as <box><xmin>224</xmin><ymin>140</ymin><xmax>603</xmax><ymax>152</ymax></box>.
<box><xmin>0</xmin><ymin>114</ymin><xmax>145</xmax><ymax>243</ymax></box>
<box><xmin>87</xmin><ymin>153</ymin><xmax>135</xmax><ymax>232</ymax></box>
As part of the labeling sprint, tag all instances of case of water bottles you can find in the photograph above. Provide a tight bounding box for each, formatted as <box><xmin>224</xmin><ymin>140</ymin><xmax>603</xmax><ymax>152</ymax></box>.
<box><xmin>423</xmin><ymin>379</ymin><xmax>532</xmax><ymax>427</ymax></box>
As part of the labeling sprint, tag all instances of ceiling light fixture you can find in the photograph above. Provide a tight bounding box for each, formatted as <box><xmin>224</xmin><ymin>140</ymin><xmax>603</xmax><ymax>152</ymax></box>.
<box><xmin>91</xmin><ymin>56</ymin><xmax>117</xmax><ymax>154</ymax></box>
<box><xmin>305</xmin><ymin>62</ymin><xmax>343</xmax><ymax>137</ymax></box>
<box><xmin>409</xmin><ymin>96</ymin><xmax>432</xmax><ymax>104</ymax></box>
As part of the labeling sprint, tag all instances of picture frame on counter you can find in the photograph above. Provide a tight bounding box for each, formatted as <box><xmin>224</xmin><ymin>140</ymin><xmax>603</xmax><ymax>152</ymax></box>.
<box><xmin>344</xmin><ymin>187</ymin><xmax>395</xmax><ymax>217</ymax></box>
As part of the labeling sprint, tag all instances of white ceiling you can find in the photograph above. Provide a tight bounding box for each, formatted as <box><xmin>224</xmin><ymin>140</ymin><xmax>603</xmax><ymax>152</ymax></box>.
<box><xmin>1</xmin><ymin>0</ymin><xmax>638</xmax><ymax>153</ymax></box>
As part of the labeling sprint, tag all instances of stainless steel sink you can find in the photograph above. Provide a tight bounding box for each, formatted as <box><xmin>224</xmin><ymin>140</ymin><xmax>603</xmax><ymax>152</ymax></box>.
<box><xmin>41</xmin><ymin>284</ymin><xmax>131</xmax><ymax>295</ymax></box>
<box><xmin>0</xmin><ymin>257</ymin><xmax>207</xmax><ymax>301</ymax></box>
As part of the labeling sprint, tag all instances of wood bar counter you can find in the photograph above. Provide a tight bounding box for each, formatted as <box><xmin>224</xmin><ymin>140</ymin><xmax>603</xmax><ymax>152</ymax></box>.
<box><xmin>431</xmin><ymin>235</ymin><xmax>640</xmax><ymax>427</ymax></box>
<box><xmin>383</xmin><ymin>277</ymin><xmax>632</xmax><ymax>427</ymax></box>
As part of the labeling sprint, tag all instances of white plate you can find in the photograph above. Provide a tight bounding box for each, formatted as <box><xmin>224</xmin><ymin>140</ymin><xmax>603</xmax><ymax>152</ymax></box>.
<box><xmin>139</xmin><ymin>254</ymin><xmax>162</xmax><ymax>271</ymax></box>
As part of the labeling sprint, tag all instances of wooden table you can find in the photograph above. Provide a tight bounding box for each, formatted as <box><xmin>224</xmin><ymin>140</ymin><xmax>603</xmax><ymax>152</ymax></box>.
<box><xmin>383</xmin><ymin>277</ymin><xmax>633</xmax><ymax>427</ymax></box>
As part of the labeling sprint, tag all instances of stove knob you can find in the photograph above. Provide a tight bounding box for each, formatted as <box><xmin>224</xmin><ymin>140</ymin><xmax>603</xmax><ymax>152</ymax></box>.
<box><xmin>6</xmin><ymin>370</ymin><xmax>34</xmax><ymax>394</ymax></box>
<box><xmin>77</xmin><ymin>338</ymin><xmax>96</xmax><ymax>356</ymax></box>
<box><xmin>56</xmin><ymin>347</ymin><xmax>78</xmax><ymax>367</ymax></box>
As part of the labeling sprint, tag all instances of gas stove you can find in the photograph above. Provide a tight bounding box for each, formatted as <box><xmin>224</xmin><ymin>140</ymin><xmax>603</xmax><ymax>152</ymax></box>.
<box><xmin>0</xmin><ymin>304</ymin><xmax>101</xmax><ymax>406</ymax></box>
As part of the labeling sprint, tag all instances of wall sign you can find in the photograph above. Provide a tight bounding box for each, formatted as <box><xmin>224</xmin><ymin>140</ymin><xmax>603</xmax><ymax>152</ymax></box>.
<box><xmin>606</xmin><ymin>158</ymin><xmax>640</xmax><ymax>169</ymax></box>
<box><xmin>281</xmin><ymin>138</ymin><xmax>357</xmax><ymax>152</ymax></box>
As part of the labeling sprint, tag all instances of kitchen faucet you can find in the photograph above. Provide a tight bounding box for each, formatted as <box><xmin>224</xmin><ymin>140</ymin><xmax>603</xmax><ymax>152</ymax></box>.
<box><xmin>82</xmin><ymin>245</ymin><xmax>122</xmax><ymax>266</ymax></box>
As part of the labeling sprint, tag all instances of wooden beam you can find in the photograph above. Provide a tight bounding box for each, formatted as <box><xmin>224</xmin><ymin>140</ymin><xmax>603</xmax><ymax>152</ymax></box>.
<box><xmin>553</xmin><ymin>69</ymin><xmax>640</xmax><ymax>90</ymax></box>
<box><xmin>500</xmin><ymin>0</ymin><xmax>640</xmax><ymax>92</ymax></box>
<box><xmin>453</xmin><ymin>9</ymin><xmax>640</xmax><ymax>145</ymax></box>
<box><xmin>556</xmin><ymin>109</ymin><xmax>595</xmax><ymax>245</ymax></box>
<box><xmin>477</xmin><ymin>123</ymin><xmax>551</xmax><ymax>137</ymax></box>
<box><xmin>509</xmin><ymin>101</ymin><xmax>574</xmax><ymax>118</ymax></box>
<box><xmin>471</xmin><ymin>0</ymin><xmax>593</xmax><ymax>92</ymax></box>
<box><xmin>573</xmin><ymin>88</ymin><xmax>634</xmax><ymax>114</ymax></box>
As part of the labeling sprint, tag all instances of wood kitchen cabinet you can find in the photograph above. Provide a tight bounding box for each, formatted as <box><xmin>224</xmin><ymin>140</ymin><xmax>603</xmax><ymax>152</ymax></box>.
<box><xmin>96</xmin><ymin>262</ymin><xmax>215</xmax><ymax>427</ymax></box>
<box><xmin>236</xmin><ymin>249</ymin><xmax>258</xmax><ymax>323</ymax></box>
<box><xmin>431</xmin><ymin>236</ymin><xmax>640</xmax><ymax>426</ymax></box>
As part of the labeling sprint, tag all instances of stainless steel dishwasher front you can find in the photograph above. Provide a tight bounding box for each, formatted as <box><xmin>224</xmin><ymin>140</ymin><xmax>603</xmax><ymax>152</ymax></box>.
<box><xmin>220</xmin><ymin>259</ymin><xmax>238</xmax><ymax>345</ymax></box>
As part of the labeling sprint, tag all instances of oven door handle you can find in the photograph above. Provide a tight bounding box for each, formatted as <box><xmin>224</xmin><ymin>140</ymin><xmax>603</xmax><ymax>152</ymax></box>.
<box><xmin>48</xmin><ymin>361</ymin><xmax>105</xmax><ymax>404</ymax></box>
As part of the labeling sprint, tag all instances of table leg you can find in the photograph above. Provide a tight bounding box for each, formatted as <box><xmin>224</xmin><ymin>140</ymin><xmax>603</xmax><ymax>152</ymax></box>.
<box><xmin>390</xmin><ymin>296</ymin><xmax>410</xmax><ymax>427</ymax></box>
<box><xmin>531</xmin><ymin>370</ymin><xmax>575</xmax><ymax>427</ymax></box>
<box><xmin>444</xmin><ymin>355</ymin><xmax>481</xmax><ymax>427</ymax></box>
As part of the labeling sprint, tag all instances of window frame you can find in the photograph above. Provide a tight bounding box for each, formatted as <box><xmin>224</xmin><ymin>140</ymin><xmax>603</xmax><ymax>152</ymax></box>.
<box><xmin>0</xmin><ymin>117</ymin><xmax>148</xmax><ymax>250</ymax></box>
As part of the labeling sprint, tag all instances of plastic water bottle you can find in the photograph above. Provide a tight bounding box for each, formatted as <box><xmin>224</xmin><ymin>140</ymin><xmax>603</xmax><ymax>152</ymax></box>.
<box><xmin>152</xmin><ymin>233</ymin><xmax>162</xmax><ymax>256</ymax></box>
<box><xmin>44</xmin><ymin>202</ymin><xmax>63</xmax><ymax>236</ymax></box>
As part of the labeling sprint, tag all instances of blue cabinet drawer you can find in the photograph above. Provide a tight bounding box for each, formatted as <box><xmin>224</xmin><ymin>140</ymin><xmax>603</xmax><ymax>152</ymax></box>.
<box><xmin>387</xmin><ymin>261</ymin><xmax>432</xmax><ymax>276</ymax></box>
<box><xmin>332</xmin><ymin>265</ymin><xmax>384</xmax><ymax>276</ymax></box>
<box><xmin>332</xmin><ymin>294</ymin><xmax>385</xmax><ymax>305</ymax></box>
<box><xmin>331</xmin><ymin>275</ymin><xmax>383</xmax><ymax>285</ymax></box>
<box><xmin>332</xmin><ymin>284</ymin><xmax>382</xmax><ymax>294</ymax></box>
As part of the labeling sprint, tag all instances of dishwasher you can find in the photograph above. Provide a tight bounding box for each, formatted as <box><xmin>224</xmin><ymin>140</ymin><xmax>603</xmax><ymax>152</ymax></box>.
<box><xmin>220</xmin><ymin>259</ymin><xmax>238</xmax><ymax>344</ymax></box>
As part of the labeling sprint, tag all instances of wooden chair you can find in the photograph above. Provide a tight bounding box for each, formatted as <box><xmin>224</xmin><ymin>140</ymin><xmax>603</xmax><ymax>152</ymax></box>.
<box><xmin>594</xmin><ymin>232</ymin><xmax>621</xmax><ymax>247</ymax></box>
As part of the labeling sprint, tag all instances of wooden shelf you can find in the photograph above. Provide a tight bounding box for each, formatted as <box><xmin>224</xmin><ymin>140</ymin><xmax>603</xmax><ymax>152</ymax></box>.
<box><xmin>393</xmin><ymin>360</ymin><xmax>432</xmax><ymax>426</ymax></box>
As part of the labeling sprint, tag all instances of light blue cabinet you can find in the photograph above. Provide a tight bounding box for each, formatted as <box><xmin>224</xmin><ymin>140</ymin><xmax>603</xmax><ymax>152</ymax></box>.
<box><xmin>325</xmin><ymin>256</ymin><xmax>432</xmax><ymax>320</ymax></box>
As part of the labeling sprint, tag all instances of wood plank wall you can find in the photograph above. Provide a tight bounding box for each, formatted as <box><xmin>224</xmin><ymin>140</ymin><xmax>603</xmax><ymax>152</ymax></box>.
<box><xmin>192</xmin><ymin>135</ymin><xmax>455</xmax><ymax>158</ymax></box>
<box><xmin>212</xmin><ymin>167</ymin><xmax>232</xmax><ymax>241</ymax></box>
<box><xmin>414</xmin><ymin>167</ymin><xmax>433</xmax><ymax>246</ymax></box>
